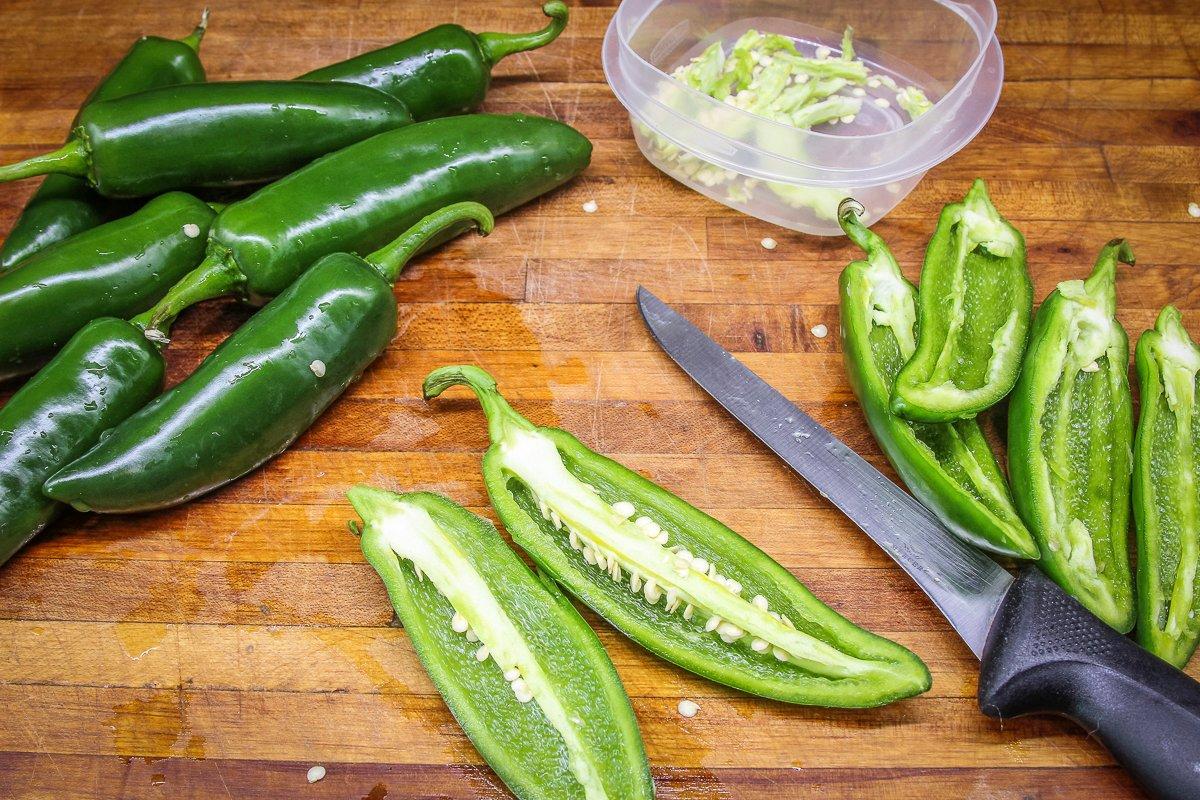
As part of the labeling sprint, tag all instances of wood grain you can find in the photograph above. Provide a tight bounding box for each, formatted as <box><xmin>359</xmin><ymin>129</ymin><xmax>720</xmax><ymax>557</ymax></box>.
<box><xmin>1</xmin><ymin>0</ymin><xmax>1198</xmax><ymax>797</ymax></box>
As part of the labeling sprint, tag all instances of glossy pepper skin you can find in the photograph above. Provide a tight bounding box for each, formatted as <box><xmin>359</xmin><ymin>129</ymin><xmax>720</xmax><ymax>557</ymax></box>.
<box><xmin>837</xmin><ymin>201</ymin><xmax>1037</xmax><ymax>560</ymax></box>
<box><xmin>0</xmin><ymin>318</ymin><xmax>162</xmax><ymax>566</ymax></box>
<box><xmin>1008</xmin><ymin>240</ymin><xmax>1136</xmax><ymax>631</ymax></box>
<box><xmin>0</xmin><ymin>13</ymin><xmax>208</xmax><ymax>271</ymax></box>
<box><xmin>891</xmin><ymin>179</ymin><xmax>1032</xmax><ymax>422</ymax></box>
<box><xmin>0</xmin><ymin>192</ymin><xmax>215</xmax><ymax>382</ymax></box>
<box><xmin>302</xmin><ymin>1</ymin><xmax>569</xmax><ymax>121</ymax></box>
<box><xmin>422</xmin><ymin>366</ymin><xmax>931</xmax><ymax>707</ymax></box>
<box><xmin>350</xmin><ymin>488</ymin><xmax>653</xmax><ymax>800</ymax></box>
<box><xmin>45</xmin><ymin>205</ymin><xmax>493</xmax><ymax>513</ymax></box>
<box><xmin>0</xmin><ymin>81</ymin><xmax>413</xmax><ymax>198</ymax></box>
<box><xmin>1134</xmin><ymin>306</ymin><xmax>1200</xmax><ymax>667</ymax></box>
<box><xmin>137</xmin><ymin>113</ymin><xmax>591</xmax><ymax>324</ymax></box>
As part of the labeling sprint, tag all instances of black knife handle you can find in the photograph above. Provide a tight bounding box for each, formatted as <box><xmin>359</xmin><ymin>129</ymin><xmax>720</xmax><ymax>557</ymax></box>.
<box><xmin>979</xmin><ymin>567</ymin><xmax>1200</xmax><ymax>800</ymax></box>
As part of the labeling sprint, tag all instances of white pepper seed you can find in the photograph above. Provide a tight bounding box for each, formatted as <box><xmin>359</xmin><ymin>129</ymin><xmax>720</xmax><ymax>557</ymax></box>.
<box><xmin>612</xmin><ymin>501</ymin><xmax>635</xmax><ymax>519</ymax></box>
<box><xmin>475</xmin><ymin>645</ymin><xmax>490</xmax><ymax>662</ymax></box>
<box><xmin>677</xmin><ymin>699</ymin><xmax>700</xmax><ymax>718</ymax></box>
<box><xmin>752</xmin><ymin>594</ymin><xmax>769</xmax><ymax>611</ymax></box>
<box><xmin>504</xmin><ymin>668</ymin><xmax>521</xmax><ymax>682</ymax></box>
<box><xmin>451</xmin><ymin>612</ymin><xmax>469</xmax><ymax>634</ymax></box>
<box><xmin>705</xmin><ymin>616</ymin><xmax>722</xmax><ymax>632</ymax></box>
<box><xmin>751</xmin><ymin>638</ymin><xmax>769</xmax><ymax>652</ymax></box>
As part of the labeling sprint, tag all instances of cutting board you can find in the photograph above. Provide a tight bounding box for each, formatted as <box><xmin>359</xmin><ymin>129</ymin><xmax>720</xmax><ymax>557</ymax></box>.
<box><xmin>1</xmin><ymin>0</ymin><xmax>1198</xmax><ymax>797</ymax></box>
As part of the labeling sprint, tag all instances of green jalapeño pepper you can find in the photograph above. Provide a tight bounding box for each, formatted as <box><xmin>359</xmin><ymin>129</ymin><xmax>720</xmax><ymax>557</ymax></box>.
<box><xmin>1008</xmin><ymin>240</ymin><xmax>1136</xmax><ymax>631</ymax></box>
<box><xmin>838</xmin><ymin>201</ymin><xmax>1037</xmax><ymax>560</ymax></box>
<box><xmin>1134</xmin><ymin>306</ymin><xmax>1200</xmax><ymax>667</ymax></box>
<box><xmin>0</xmin><ymin>192</ymin><xmax>215</xmax><ymax>382</ymax></box>
<box><xmin>302</xmin><ymin>1</ymin><xmax>569</xmax><ymax>121</ymax></box>
<box><xmin>0</xmin><ymin>12</ymin><xmax>209</xmax><ymax>271</ymax></box>
<box><xmin>891</xmin><ymin>179</ymin><xmax>1032</xmax><ymax>422</ymax></box>
<box><xmin>134</xmin><ymin>113</ymin><xmax>590</xmax><ymax>328</ymax></box>
<box><xmin>349</xmin><ymin>488</ymin><xmax>652</xmax><ymax>800</ymax></box>
<box><xmin>0</xmin><ymin>318</ymin><xmax>162</xmax><ymax>566</ymax></box>
<box><xmin>0</xmin><ymin>81</ymin><xmax>413</xmax><ymax>198</ymax></box>
<box><xmin>45</xmin><ymin>204</ymin><xmax>493</xmax><ymax>513</ymax></box>
<box><xmin>422</xmin><ymin>366</ymin><xmax>931</xmax><ymax>707</ymax></box>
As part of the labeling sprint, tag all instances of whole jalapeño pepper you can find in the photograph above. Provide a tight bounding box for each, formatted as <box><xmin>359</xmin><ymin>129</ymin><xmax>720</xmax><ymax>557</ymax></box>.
<box><xmin>0</xmin><ymin>12</ymin><xmax>209</xmax><ymax>270</ymax></box>
<box><xmin>890</xmin><ymin>179</ymin><xmax>1032</xmax><ymax>422</ymax></box>
<box><xmin>350</xmin><ymin>488</ymin><xmax>652</xmax><ymax>800</ymax></box>
<box><xmin>303</xmin><ymin>1</ymin><xmax>569</xmax><ymax>121</ymax></box>
<box><xmin>421</xmin><ymin>366</ymin><xmax>931</xmax><ymax>707</ymax></box>
<box><xmin>838</xmin><ymin>200</ymin><xmax>1037</xmax><ymax>559</ymax></box>
<box><xmin>0</xmin><ymin>81</ymin><xmax>413</xmax><ymax>197</ymax></box>
<box><xmin>1008</xmin><ymin>240</ymin><xmax>1136</xmax><ymax>631</ymax></box>
<box><xmin>45</xmin><ymin>204</ymin><xmax>494</xmax><ymax>513</ymax></box>
<box><xmin>1133</xmin><ymin>306</ymin><xmax>1200</xmax><ymax>667</ymax></box>
<box><xmin>0</xmin><ymin>192</ymin><xmax>216</xmax><ymax>381</ymax></box>
<box><xmin>0</xmin><ymin>318</ymin><xmax>163</xmax><ymax>566</ymax></box>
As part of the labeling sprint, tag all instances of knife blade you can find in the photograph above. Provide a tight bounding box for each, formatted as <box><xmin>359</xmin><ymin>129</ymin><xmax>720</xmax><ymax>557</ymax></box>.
<box><xmin>636</xmin><ymin>286</ymin><xmax>1010</xmax><ymax>657</ymax></box>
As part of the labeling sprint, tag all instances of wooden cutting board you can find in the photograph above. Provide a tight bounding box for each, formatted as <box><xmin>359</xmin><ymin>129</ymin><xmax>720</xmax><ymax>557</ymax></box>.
<box><xmin>1</xmin><ymin>0</ymin><xmax>1197</xmax><ymax>797</ymax></box>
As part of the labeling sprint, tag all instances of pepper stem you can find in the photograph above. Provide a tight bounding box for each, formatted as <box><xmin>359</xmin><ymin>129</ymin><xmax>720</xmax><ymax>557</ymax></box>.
<box><xmin>130</xmin><ymin>251</ymin><xmax>244</xmax><ymax>342</ymax></box>
<box><xmin>423</xmin><ymin>365</ymin><xmax>534</xmax><ymax>444</ymax></box>
<box><xmin>181</xmin><ymin>7</ymin><xmax>210</xmax><ymax>52</ymax></box>
<box><xmin>0</xmin><ymin>140</ymin><xmax>88</xmax><ymax>185</ymax></box>
<box><xmin>366</xmin><ymin>202</ymin><xmax>494</xmax><ymax>284</ymax></box>
<box><xmin>476</xmin><ymin>1</ymin><xmax>569</xmax><ymax>66</ymax></box>
<box><xmin>1084</xmin><ymin>238</ymin><xmax>1135</xmax><ymax>296</ymax></box>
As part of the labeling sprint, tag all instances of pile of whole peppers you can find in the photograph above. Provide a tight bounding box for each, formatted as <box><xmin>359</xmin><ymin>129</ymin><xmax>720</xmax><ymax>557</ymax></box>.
<box><xmin>838</xmin><ymin>181</ymin><xmax>1200</xmax><ymax>670</ymax></box>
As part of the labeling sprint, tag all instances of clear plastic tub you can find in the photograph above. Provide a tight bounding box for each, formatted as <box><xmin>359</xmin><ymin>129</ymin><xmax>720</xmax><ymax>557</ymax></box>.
<box><xmin>602</xmin><ymin>0</ymin><xmax>1003</xmax><ymax>235</ymax></box>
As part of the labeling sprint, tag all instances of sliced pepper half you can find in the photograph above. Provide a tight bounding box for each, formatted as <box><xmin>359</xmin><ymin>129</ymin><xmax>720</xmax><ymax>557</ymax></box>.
<box><xmin>838</xmin><ymin>201</ymin><xmax>1037</xmax><ymax>560</ymax></box>
<box><xmin>891</xmin><ymin>179</ymin><xmax>1032</xmax><ymax>422</ymax></box>
<box><xmin>350</xmin><ymin>488</ymin><xmax>652</xmax><ymax>800</ymax></box>
<box><xmin>1008</xmin><ymin>240</ymin><xmax>1136</xmax><ymax>631</ymax></box>
<box><xmin>1134</xmin><ymin>306</ymin><xmax>1200</xmax><ymax>666</ymax></box>
<box><xmin>423</xmin><ymin>365</ymin><xmax>931</xmax><ymax>707</ymax></box>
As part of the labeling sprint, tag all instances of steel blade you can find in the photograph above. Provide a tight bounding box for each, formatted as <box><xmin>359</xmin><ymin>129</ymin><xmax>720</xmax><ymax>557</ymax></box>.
<box><xmin>637</xmin><ymin>286</ymin><xmax>1012</xmax><ymax>658</ymax></box>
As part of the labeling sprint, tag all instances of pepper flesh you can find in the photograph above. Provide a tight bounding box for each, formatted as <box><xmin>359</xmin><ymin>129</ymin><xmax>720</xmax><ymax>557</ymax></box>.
<box><xmin>44</xmin><ymin>204</ymin><xmax>493</xmax><ymax>513</ymax></box>
<box><xmin>838</xmin><ymin>201</ymin><xmax>1037</xmax><ymax>560</ymax></box>
<box><xmin>302</xmin><ymin>1</ymin><xmax>569</xmax><ymax>121</ymax></box>
<box><xmin>0</xmin><ymin>13</ymin><xmax>208</xmax><ymax>270</ymax></box>
<box><xmin>0</xmin><ymin>192</ymin><xmax>215</xmax><ymax>381</ymax></box>
<box><xmin>350</xmin><ymin>488</ymin><xmax>652</xmax><ymax>800</ymax></box>
<box><xmin>0</xmin><ymin>81</ymin><xmax>413</xmax><ymax>197</ymax></box>
<box><xmin>1134</xmin><ymin>306</ymin><xmax>1200</xmax><ymax>666</ymax></box>
<box><xmin>891</xmin><ymin>179</ymin><xmax>1032</xmax><ymax>422</ymax></box>
<box><xmin>0</xmin><ymin>318</ymin><xmax>163</xmax><ymax>566</ymax></box>
<box><xmin>1008</xmin><ymin>240</ymin><xmax>1136</xmax><ymax>631</ymax></box>
<box><xmin>422</xmin><ymin>365</ymin><xmax>931</xmax><ymax>707</ymax></box>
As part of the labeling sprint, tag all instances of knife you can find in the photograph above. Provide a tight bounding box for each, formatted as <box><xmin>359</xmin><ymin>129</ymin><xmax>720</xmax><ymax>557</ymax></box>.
<box><xmin>637</xmin><ymin>286</ymin><xmax>1200</xmax><ymax>800</ymax></box>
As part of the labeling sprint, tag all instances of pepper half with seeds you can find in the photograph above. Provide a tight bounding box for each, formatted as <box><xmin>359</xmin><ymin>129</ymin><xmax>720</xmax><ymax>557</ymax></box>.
<box><xmin>838</xmin><ymin>200</ymin><xmax>1037</xmax><ymax>560</ymax></box>
<box><xmin>423</xmin><ymin>365</ymin><xmax>931</xmax><ymax>707</ymax></box>
<box><xmin>1133</xmin><ymin>306</ymin><xmax>1200</xmax><ymax>666</ymax></box>
<box><xmin>349</xmin><ymin>488</ymin><xmax>653</xmax><ymax>800</ymax></box>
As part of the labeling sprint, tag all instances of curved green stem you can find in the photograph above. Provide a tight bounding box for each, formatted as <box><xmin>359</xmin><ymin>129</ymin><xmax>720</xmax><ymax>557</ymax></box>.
<box><xmin>366</xmin><ymin>201</ymin><xmax>493</xmax><ymax>283</ymax></box>
<box><xmin>477</xmin><ymin>1</ymin><xmax>569</xmax><ymax>66</ymax></box>
<box><xmin>130</xmin><ymin>251</ymin><xmax>244</xmax><ymax>341</ymax></box>
<box><xmin>181</xmin><ymin>7</ymin><xmax>210</xmax><ymax>52</ymax></box>
<box><xmin>1085</xmin><ymin>238</ymin><xmax>1135</xmax><ymax>295</ymax></box>
<box><xmin>0</xmin><ymin>140</ymin><xmax>88</xmax><ymax>184</ymax></box>
<box><xmin>423</xmin><ymin>365</ymin><xmax>533</xmax><ymax>444</ymax></box>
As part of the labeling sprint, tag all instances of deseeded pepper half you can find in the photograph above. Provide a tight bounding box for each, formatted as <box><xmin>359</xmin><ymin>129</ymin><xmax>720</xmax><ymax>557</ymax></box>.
<box><xmin>891</xmin><ymin>179</ymin><xmax>1032</xmax><ymax>422</ymax></box>
<box><xmin>838</xmin><ymin>200</ymin><xmax>1037</xmax><ymax>559</ymax></box>
<box><xmin>0</xmin><ymin>12</ymin><xmax>208</xmax><ymax>270</ymax></box>
<box><xmin>1134</xmin><ymin>306</ymin><xmax>1200</xmax><ymax>667</ymax></box>
<box><xmin>350</xmin><ymin>488</ymin><xmax>652</xmax><ymax>800</ymax></box>
<box><xmin>422</xmin><ymin>365</ymin><xmax>931</xmax><ymax>707</ymax></box>
<box><xmin>1008</xmin><ymin>240</ymin><xmax>1136</xmax><ymax>631</ymax></box>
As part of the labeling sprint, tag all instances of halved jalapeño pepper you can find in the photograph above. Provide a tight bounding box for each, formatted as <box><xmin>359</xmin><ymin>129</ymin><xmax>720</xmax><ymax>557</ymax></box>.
<box><xmin>349</xmin><ymin>488</ymin><xmax>652</xmax><ymax>800</ymax></box>
<box><xmin>1134</xmin><ymin>306</ymin><xmax>1200</xmax><ymax>666</ymax></box>
<box><xmin>838</xmin><ymin>201</ymin><xmax>1037</xmax><ymax>560</ymax></box>
<box><xmin>1008</xmin><ymin>240</ymin><xmax>1136</xmax><ymax>631</ymax></box>
<box><xmin>891</xmin><ymin>179</ymin><xmax>1032</xmax><ymax>422</ymax></box>
<box><xmin>422</xmin><ymin>366</ymin><xmax>931</xmax><ymax>707</ymax></box>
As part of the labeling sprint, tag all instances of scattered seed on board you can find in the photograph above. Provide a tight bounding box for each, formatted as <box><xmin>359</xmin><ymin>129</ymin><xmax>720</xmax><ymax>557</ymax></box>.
<box><xmin>182</xmin><ymin>223</ymin><xmax>201</xmax><ymax>238</ymax></box>
<box><xmin>307</xmin><ymin>765</ymin><xmax>326</xmax><ymax>783</ymax></box>
<box><xmin>582</xmin><ymin>200</ymin><xmax>598</xmax><ymax>213</ymax></box>
<box><xmin>1189</xmin><ymin>202</ymin><xmax>1200</xmax><ymax>219</ymax></box>
<box><xmin>811</xmin><ymin>324</ymin><xmax>829</xmax><ymax>338</ymax></box>
<box><xmin>677</xmin><ymin>699</ymin><xmax>700</xmax><ymax>718</ymax></box>
<box><xmin>309</xmin><ymin>360</ymin><xmax>326</xmax><ymax>377</ymax></box>
<box><xmin>760</xmin><ymin>237</ymin><xmax>777</xmax><ymax>250</ymax></box>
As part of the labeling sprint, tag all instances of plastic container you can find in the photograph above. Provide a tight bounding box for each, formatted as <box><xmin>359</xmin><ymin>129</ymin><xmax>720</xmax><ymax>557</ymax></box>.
<box><xmin>602</xmin><ymin>0</ymin><xmax>1003</xmax><ymax>235</ymax></box>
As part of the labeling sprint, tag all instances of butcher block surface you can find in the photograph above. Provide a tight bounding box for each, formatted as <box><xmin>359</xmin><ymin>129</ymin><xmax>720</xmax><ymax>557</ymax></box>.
<box><xmin>1</xmin><ymin>0</ymin><xmax>1199</xmax><ymax>797</ymax></box>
